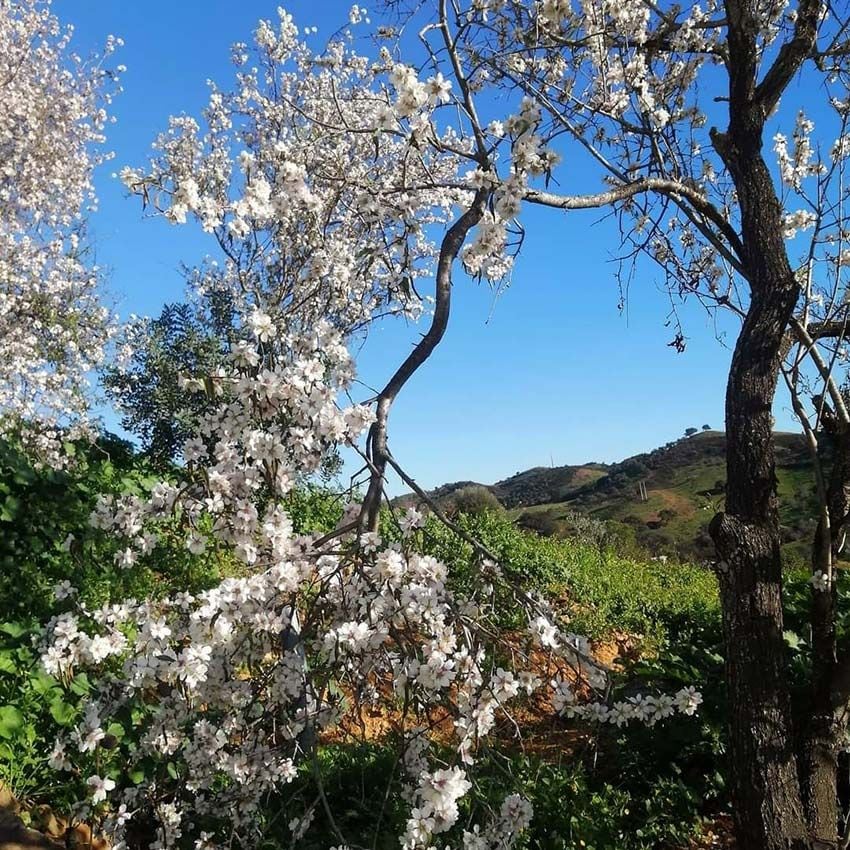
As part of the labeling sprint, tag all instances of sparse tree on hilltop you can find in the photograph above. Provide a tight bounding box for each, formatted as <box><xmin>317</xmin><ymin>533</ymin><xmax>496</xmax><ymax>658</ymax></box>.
<box><xmin>444</xmin><ymin>484</ymin><xmax>504</xmax><ymax>517</ymax></box>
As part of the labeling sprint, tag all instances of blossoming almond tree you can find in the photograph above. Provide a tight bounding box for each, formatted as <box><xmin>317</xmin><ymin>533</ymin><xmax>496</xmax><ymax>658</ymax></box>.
<box><xmin>0</xmin><ymin>0</ymin><xmax>120</xmax><ymax>465</ymax></box>
<box><xmin>39</xmin><ymin>9</ymin><xmax>702</xmax><ymax>849</ymax></box>
<box><xmin>367</xmin><ymin>0</ymin><xmax>850</xmax><ymax>846</ymax></box>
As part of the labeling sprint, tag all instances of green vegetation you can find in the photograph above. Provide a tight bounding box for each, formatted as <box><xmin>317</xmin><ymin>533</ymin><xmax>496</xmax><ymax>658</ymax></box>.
<box><xmin>442</xmin><ymin>484</ymin><xmax>505</xmax><ymax>518</ymax></box>
<box><xmin>271</xmin><ymin>738</ymin><xmax>726</xmax><ymax>850</ymax></box>
<box><xmin>0</xmin><ymin>441</ymin><xmax>733</xmax><ymax>848</ymax></box>
<box><xmin>425</xmin><ymin>511</ymin><xmax>719</xmax><ymax>643</ymax></box>
<box><xmin>408</xmin><ymin>431</ymin><xmax>819</xmax><ymax>562</ymax></box>
<box><xmin>0</xmin><ymin>435</ymin><xmax>157</xmax><ymax>621</ymax></box>
<box><xmin>399</xmin><ymin>464</ymin><xmax>608</xmax><ymax>515</ymax></box>
<box><xmin>103</xmin><ymin>300</ymin><xmax>233</xmax><ymax>467</ymax></box>
<box><xmin>0</xmin><ymin>620</ymin><xmax>92</xmax><ymax>807</ymax></box>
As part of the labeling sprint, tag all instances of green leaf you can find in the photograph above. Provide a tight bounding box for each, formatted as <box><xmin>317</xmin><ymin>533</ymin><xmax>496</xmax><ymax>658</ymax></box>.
<box><xmin>49</xmin><ymin>700</ymin><xmax>76</xmax><ymax>726</ymax></box>
<box><xmin>166</xmin><ymin>762</ymin><xmax>179</xmax><ymax>780</ymax></box>
<box><xmin>29</xmin><ymin>670</ymin><xmax>58</xmax><ymax>696</ymax></box>
<box><xmin>0</xmin><ymin>705</ymin><xmax>24</xmax><ymax>739</ymax></box>
<box><xmin>106</xmin><ymin>722</ymin><xmax>125</xmax><ymax>741</ymax></box>
<box><xmin>783</xmin><ymin>630</ymin><xmax>803</xmax><ymax>650</ymax></box>
<box><xmin>0</xmin><ymin>496</ymin><xmax>21</xmax><ymax>522</ymax></box>
<box><xmin>128</xmin><ymin>768</ymin><xmax>145</xmax><ymax>785</ymax></box>
<box><xmin>0</xmin><ymin>652</ymin><xmax>16</xmax><ymax>674</ymax></box>
<box><xmin>68</xmin><ymin>672</ymin><xmax>91</xmax><ymax>696</ymax></box>
<box><xmin>0</xmin><ymin>622</ymin><xmax>28</xmax><ymax>638</ymax></box>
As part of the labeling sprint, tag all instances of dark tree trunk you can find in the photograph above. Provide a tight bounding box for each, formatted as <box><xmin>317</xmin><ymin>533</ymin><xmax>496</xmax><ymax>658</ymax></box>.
<box><xmin>801</xmin><ymin>428</ymin><xmax>850</xmax><ymax>842</ymax></box>
<box><xmin>800</xmin><ymin>521</ymin><xmax>839</xmax><ymax>844</ymax></box>
<box><xmin>800</xmin><ymin>719</ymin><xmax>839</xmax><ymax>846</ymax></box>
<box><xmin>710</xmin><ymin>291</ymin><xmax>809</xmax><ymax>847</ymax></box>
<box><xmin>708</xmin><ymin>2</ymin><xmax>821</xmax><ymax>842</ymax></box>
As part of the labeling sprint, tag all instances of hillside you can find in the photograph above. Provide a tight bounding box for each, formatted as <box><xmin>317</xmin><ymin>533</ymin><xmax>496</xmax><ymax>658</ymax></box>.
<box><xmin>406</xmin><ymin>431</ymin><xmax>819</xmax><ymax>561</ymax></box>
<box><xmin>397</xmin><ymin>463</ymin><xmax>608</xmax><ymax>511</ymax></box>
<box><xmin>552</xmin><ymin>430</ymin><xmax>815</xmax><ymax>560</ymax></box>
<box><xmin>491</xmin><ymin>462</ymin><xmax>609</xmax><ymax>507</ymax></box>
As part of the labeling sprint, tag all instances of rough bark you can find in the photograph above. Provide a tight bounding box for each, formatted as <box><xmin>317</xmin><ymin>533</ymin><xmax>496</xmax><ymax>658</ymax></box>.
<box><xmin>708</xmin><ymin>204</ymin><xmax>810</xmax><ymax>847</ymax></box>
<box><xmin>709</xmin><ymin>289</ymin><xmax>810</xmax><ymax>847</ymax></box>
<box><xmin>708</xmin><ymin>2</ymin><xmax>823</xmax><ymax>846</ymax></box>
<box><xmin>801</xmin><ymin>429</ymin><xmax>850</xmax><ymax>842</ymax></box>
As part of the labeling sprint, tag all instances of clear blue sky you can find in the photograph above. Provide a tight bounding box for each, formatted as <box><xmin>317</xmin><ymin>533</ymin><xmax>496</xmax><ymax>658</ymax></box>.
<box><xmin>55</xmin><ymin>0</ymin><xmax>798</xmax><ymax>490</ymax></box>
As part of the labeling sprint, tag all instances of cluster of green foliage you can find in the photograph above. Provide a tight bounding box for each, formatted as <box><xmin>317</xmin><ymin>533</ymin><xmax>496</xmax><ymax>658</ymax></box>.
<box><xmin>423</xmin><ymin>511</ymin><xmax>719</xmax><ymax>643</ymax></box>
<box><xmin>260</xmin><ymin>738</ymin><xmax>722</xmax><ymax>850</ymax></box>
<box><xmin>0</xmin><ymin>620</ymin><xmax>93</xmax><ymax>807</ymax></box>
<box><xmin>0</xmin><ymin>435</ymin><xmax>158</xmax><ymax>620</ymax></box>
<box><xmin>0</xmin><ymin>446</ymin><xmax>729</xmax><ymax>847</ymax></box>
<box><xmin>103</xmin><ymin>299</ymin><xmax>233</xmax><ymax>468</ymax></box>
<box><xmin>0</xmin><ymin>435</ymin><xmax>237</xmax><ymax>808</ymax></box>
<box><xmin>0</xmin><ymin>434</ymin><xmax>244</xmax><ymax>623</ymax></box>
<box><xmin>440</xmin><ymin>484</ymin><xmax>505</xmax><ymax>518</ymax></box>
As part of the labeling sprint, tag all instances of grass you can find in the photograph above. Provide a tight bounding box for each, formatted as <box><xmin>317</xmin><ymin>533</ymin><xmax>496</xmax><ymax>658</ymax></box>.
<box><xmin>424</xmin><ymin>511</ymin><xmax>720</xmax><ymax>644</ymax></box>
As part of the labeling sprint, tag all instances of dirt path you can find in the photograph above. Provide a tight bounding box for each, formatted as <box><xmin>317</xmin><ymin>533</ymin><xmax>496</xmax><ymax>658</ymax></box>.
<box><xmin>0</xmin><ymin>809</ymin><xmax>59</xmax><ymax>850</ymax></box>
<box><xmin>0</xmin><ymin>785</ymin><xmax>105</xmax><ymax>850</ymax></box>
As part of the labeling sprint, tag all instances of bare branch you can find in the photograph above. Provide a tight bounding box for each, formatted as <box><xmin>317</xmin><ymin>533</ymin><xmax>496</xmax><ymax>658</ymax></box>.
<box><xmin>360</xmin><ymin>187</ymin><xmax>489</xmax><ymax>530</ymax></box>
<box><xmin>755</xmin><ymin>0</ymin><xmax>824</xmax><ymax>118</ymax></box>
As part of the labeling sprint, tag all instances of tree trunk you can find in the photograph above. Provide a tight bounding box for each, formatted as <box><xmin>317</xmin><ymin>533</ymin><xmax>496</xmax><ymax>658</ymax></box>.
<box><xmin>711</xmin><ymin>312</ymin><xmax>810</xmax><ymax>846</ymax></box>
<box><xmin>800</xmin><ymin>428</ymin><xmax>850</xmax><ymax>843</ymax></box>
<box><xmin>800</xmin><ymin>718</ymin><xmax>839</xmax><ymax>846</ymax></box>
<box><xmin>711</xmin><ymin>305</ymin><xmax>810</xmax><ymax>844</ymax></box>
<box><xmin>709</xmin><ymin>31</ymin><xmax>812</xmax><ymax>836</ymax></box>
<box><xmin>801</xmin><ymin>520</ymin><xmax>840</xmax><ymax>845</ymax></box>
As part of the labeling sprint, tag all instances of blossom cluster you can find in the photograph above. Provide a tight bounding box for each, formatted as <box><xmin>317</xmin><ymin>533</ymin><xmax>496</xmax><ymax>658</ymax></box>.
<box><xmin>0</xmin><ymin>0</ymin><xmax>121</xmax><ymax>464</ymax></box>
<box><xmin>774</xmin><ymin>112</ymin><xmax>826</xmax><ymax>191</ymax></box>
<box><xmin>552</xmin><ymin>677</ymin><xmax>703</xmax><ymax>726</ymax></box>
<box><xmin>31</xmin><ymin>6</ymin><xmax>709</xmax><ymax>849</ymax></box>
<box><xmin>118</xmin><ymin>8</ymin><xmax>473</xmax><ymax>339</ymax></box>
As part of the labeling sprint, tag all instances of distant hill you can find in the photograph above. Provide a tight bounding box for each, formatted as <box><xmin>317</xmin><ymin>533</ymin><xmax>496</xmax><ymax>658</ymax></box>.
<box><xmin>552</xmin><ymin>430</ymin><xmax>816</xmax><ymax>560</ymax></box>
<box><xmin>397</xmin><ymin>463</ymin><xmax>608</xmax><ymax>512</ymax></box>
<box><xmin>493</xmin><ymin>462</ymin><xmax>609</xmax><ymax>507</ymax></box>
<box><xmin>401</xmin><ymin>431</ymin><xmax>819</xmax><ymax>561</ymax></box>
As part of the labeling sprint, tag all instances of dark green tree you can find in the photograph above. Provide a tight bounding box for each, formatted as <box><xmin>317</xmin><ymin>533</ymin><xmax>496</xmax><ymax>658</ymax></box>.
<box><xmin>103</xmin><ymin>295</ymin><xmax>234</xmax><ymax>467</ymax></box>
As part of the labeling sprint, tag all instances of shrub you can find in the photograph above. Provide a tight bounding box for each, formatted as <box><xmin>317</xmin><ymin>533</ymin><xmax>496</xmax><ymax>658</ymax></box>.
<box><xmin>0</xmin><ymin>621</ymin><xmax>90</xmax><ymax>807</ymax></box>
<box><xmin>0</xmin><ymin>436</ymin><xmax>157</xmax><ymax>619</ymax></box>
<box><xmin>443</xmin><ymin>485</ymin><xmax>504</xmax><ymax>517</ymax></box>
<box><xmin>516</xmin><ymin>509</ymin><xmax>560</xmax><ymax>537</ymax></box>
<box><xmin>422</xmin><ymin>511</ymin><xmax>719</xmax><ymax>642</ymax></box>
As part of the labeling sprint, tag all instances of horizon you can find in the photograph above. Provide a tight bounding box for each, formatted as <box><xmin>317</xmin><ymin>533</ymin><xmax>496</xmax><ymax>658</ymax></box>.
<box><xmin>403</xmin><ymin>427</ymin><xmax>807</xmax><ymax>491</ymax></box>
